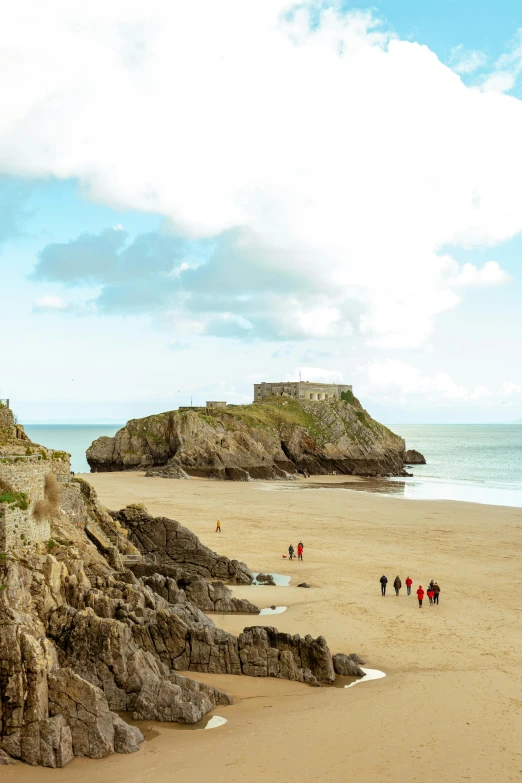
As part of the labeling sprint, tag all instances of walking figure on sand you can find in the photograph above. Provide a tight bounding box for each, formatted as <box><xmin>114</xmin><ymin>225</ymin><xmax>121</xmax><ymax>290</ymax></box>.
<box><xmin>215</xmin><ymin>520</ymin><xmax>221</xmax><ymax>533</ymax></box>
<box><xmin>393</xmin><ymin>576</ymin><xmax>402</xmax><ymax>596</ymax></box>
<box><xmin>406</xmin><ymin>576</ymin><xmax>412</xmax><ymax>595</ymax></box>
<box><xmin>416</xmin><ymin>585</ymin><xmax>424</xmax><ymax>607</ymax></box>
<box><xmin>288</xmin><ymin>544</ymin><xmax>294</xmax><ymax>560</ymax></box>
<box><xmin>380</xmin><ymin>574</ymin><xmax>388</xmax><ymax>596</ymax></box>
<box><xmin>297</xmin><ymin>542</ymin><xmax>304</xmax><ymax>560</ymax></box>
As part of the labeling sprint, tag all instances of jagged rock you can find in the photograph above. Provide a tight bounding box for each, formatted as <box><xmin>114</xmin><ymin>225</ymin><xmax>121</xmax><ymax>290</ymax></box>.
<box><xmin>255</xmin><ymin>573</ymin><xmax>276</xmax><ymax>585</ymax></box>
<box><xmin>349</xmin><ymin>653</ymin><xmax>366</xmax><ymax>665</ymax></box>
<box><xmin>0</xmin><ymin>749</ymin><xmax>16</xmax><ymax>765</ymax></box>
<box><xmin>132</xmin><ymin>672</ymin><xmax>232</xmax><ymax>723</ymax></box>
<box><xmin>238</xmin><ymin>627</ymin><xmax>335</xmax><ymax>685</ymax></box>
<box><xmin>87</xmin><ymin>398</ymin><xmax>410</xmax><ymax>478</ymax></box>
<box><xmin>298</xmin><ymin>582</ymin><xmax>311</xmax><ymax>588</ymax></box>
<box><xmin>111</xmin><ymin>714</ymin><xmax>144</xmax><ymax>753</ymax></box>
<box><xmin>145</xmin><ymin>464</ymin><xmax>190</xmax><ymax>479</ymax></box>
<box><xmin>110</xmin><ymin>505</ymin><xmax>253</xmax><ymax>584</ymax></box>
<box><xmin>403</xmin><ymin>449</ymin><xmax>426</xmax><ymax>465</ymax></box>
<box><xmin>332</xmin><ymin>653</ymin><xmax>365</xmax><ymax>677</ymax></box>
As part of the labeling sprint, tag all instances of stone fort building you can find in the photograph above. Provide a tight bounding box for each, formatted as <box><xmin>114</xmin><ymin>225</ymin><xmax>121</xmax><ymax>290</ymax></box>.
<box><xmin>254</xmin><ymin>380</ymin><xmax>353</xmax><ymax>402</ymax></box>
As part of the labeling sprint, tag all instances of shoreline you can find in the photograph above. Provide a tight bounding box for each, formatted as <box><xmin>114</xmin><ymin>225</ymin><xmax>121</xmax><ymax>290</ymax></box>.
<box><xmin>6</xmin><ymin>471</ymin><xmax>521</xmax><ymax>782</ymax></box>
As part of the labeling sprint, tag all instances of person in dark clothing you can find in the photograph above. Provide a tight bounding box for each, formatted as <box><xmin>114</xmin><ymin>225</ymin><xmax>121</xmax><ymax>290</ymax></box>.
<box><xmin>393</xmin><ymin>576</ymin><xmax>402</xmax><ymax>596</ymax></box>
<box><xmin>380</xmin><ymin>574</ymin><xmax>388</xmax><ymax>596</ymax></box>
<box><xmin>433</xmin><ymin>583</ymin><xmax>440</xmax><ymax>604</ymax></box>
<box><xmin>288</xmin><ymin>545</ymin><xmax>294</xmax><ymax>561</ymax></box>
<box><xmin>297</xmin><ymin>542</ymin><xmax>304</xmax><ymax>561</ymax></box>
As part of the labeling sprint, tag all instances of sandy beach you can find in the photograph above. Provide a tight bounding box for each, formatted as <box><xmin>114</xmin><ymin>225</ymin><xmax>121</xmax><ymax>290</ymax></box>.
<box><xmin>6</xmin><ymin>473</ymin><xmax>522</xmax><ymax>783</ymax></box>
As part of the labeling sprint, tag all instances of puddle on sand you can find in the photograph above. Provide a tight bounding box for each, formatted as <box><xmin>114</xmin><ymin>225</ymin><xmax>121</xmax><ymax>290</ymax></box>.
<box><xmin>118</xmin><ymin>712</ymin><xmax>227</xmax><ymax>740</ymax></box>
<box><xmin>252</xmin><ymin>572</ymin><xmax>291</xmax><ymax>586</ymax></box>
<box><xmin>345</xmin><ymin>668</ymin><xmax>386</xmax><ymax>688</ymax></box>
<box><xmin>259</xmin><ymin>606</ymin><xmax>288</xmax><ymax>615</ymax></box>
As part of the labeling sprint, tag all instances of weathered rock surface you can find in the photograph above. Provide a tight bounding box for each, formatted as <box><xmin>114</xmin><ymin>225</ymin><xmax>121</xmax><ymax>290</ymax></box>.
<box><xmin>87</xmin><ymin>398</ymin><xmax>411</xmax><ymax>479</ymax></box>
<box><xmin>1</xmin><ymin>462</ymin><xmax>361</xmax><ymax>769</ymax></box>
<box><xmin>332</xmin><ymin>653</ymin><xmax>365</xmax><ymax>677</ymax></box>
<box><xmin>0</xmin><ymin>749</ymin><xmax>16</xmax><ymax>765</ymax></box>
<box><xmin>403</xmin><ymin>449</ymin><xmax>426</xmax><ymax>465</ymax></box>
<box><xmin>110</xmin><ymin>505</ymin><xmax>253</xmax><ymax>584</ymax></box>
<box><xmin>298</xmin><ymin>582</ymin><xmax>311</xmax><ymax>588</ymax></box>
<box><xmin>255</xmin><ymin>573</ymin><xmax>276</xmax><ymax>585</ymax></box>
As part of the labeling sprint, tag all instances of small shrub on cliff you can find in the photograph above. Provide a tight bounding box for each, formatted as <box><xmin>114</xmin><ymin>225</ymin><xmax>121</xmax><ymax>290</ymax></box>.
<box><xmin>0</xmin><ymin>491</ymin><xmax>29</xmax><ymax>511</ymax></box>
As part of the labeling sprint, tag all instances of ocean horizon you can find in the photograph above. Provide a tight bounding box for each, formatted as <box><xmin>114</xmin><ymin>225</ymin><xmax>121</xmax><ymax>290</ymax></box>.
<box><xmin>23</xmin><ymin>422</ymin><xmax>522</xmax><ymax>509</ymax></box>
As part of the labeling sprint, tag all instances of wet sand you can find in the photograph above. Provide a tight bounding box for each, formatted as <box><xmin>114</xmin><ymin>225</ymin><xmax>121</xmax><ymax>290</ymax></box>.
<box><xmin>7</xmin><ymin>473</ymin><xmax>522</xmax><ymax>782</ymax></box>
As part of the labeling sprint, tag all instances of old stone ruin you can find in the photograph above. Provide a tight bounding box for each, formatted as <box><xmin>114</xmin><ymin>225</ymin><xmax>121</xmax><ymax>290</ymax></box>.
<box><xmin>0</xmin><ymin>425</ymin><xmax>364</xmax><ymax>768</ymax></box>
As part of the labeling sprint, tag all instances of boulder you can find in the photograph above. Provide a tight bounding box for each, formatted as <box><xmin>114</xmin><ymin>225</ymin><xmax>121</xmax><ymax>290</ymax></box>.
<box><xmin>255</xmin><ymin>573</ymin><xmax>276</xmax><ymax>585</ymax></box>
<box><xmin>298</xmin><ymin>582</ymin><xmax>311</xmax><ymax>588</ymax></box>
<box><xmin>332</xmin><ymin>653</ymin><xmax>365</xmax><ymax>677</ymax></box>
<box><xmin>403</xmin><ymin>449</ymin><xmax>426</xmax><ymax>465</ymax></box>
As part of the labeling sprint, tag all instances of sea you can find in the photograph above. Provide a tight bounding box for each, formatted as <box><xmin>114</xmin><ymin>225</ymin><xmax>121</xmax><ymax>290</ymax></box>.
<box><xmin>23</xmin><ymin>423</ymin><xmax>522</xmax><ymax>509</ymax></box>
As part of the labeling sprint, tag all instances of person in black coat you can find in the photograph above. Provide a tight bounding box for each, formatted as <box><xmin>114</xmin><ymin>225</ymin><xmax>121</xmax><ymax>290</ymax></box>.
<box><xmin>380</xmin><ymin>574</ymin><xmax>388</xmax><ymax>596</ymax></box>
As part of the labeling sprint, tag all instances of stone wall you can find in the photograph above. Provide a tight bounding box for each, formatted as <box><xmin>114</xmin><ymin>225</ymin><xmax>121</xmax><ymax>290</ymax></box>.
<box><xmin>0</xmin><ymin>460</ymin><xmax>69</xmax><ymax>552</ymax></box>
<box><xmin>0</xmin><ymin>505</ymin><xmax>50</xmax><ymax>551</ymax></box>
<box><xmin>254</xmin><ymin>380</ymin><xmax>353</xmax><ymax>402</ymax></box>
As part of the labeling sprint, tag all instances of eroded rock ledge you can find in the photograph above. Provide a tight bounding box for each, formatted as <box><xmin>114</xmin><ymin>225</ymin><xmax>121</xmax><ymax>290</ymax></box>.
<box><xmin>0</xmin><ymin>486</ymin><xmax>359</xmax><ymax>768</ymax></box>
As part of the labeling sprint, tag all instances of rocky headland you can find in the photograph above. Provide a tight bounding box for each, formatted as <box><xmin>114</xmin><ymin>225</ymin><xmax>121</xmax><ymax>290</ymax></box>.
<box><xmin>0</xmin><ymin>421</ymin><xmax>364</xmax><ymax>768</ymax></box>
<box><xmin>87</xmin><ymin>397</ymin><xmax>422</xmax><ymax>479</ymax></box>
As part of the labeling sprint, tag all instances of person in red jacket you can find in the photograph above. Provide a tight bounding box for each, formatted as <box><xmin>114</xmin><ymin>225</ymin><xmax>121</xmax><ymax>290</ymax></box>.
<box><xmin>416</xmin><ymin>585</ymin><xmax>424</xmax><ymax>608</ymax></box>
<box><xmin>405</xmin><ymin>576</ymin><xmax>413</xmax><ymax>596</ymax></box>
<box><xmin>297</xmin><ymin>542</ymin><xmax>304</xmax><ymax>561</ymax></box>
<box><xmin>427</xmin><ymin>586</ymin><xmax>435</xmax><ymax>605</ymax></box>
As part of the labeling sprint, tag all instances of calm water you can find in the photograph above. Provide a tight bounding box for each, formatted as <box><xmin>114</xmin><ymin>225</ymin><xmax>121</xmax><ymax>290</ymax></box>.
<box><xmin>387</xmin><ymin>423</ymin><xmax>522</xmax><ymax>507</ymax></box>
<box><xmin>22</xmin><ymin>423</ymin><xmax>522</xmax><ymax>508</ymax></box>
<box><xmin>23</xmin><ymin>425</ymin><xmax>123</xmax><ymax>473</ymax></box>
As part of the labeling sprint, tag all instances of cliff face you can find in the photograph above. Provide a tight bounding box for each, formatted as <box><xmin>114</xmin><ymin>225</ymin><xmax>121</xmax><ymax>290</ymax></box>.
<box><xmin>87</xmin><ymin>398</ymin><xmax>408</xmax><ymax>478</ymax></box>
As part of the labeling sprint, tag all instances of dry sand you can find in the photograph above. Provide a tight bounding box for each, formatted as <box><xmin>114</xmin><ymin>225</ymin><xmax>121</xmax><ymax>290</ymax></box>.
<box><xmin>7</xmin><ymin>473</ymin><xmax>522</xmax><ymax>783</ymax></box>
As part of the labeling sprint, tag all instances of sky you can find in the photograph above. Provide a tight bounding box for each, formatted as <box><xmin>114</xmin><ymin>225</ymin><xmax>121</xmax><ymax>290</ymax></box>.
<box><xmin>2</xmin><ymin>0</ymin><xmax>522</xmax><ymax>424</ymax></box>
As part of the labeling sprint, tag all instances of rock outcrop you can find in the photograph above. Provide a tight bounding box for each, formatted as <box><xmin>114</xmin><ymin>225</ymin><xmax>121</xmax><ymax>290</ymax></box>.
<box><xmin>403</xmin><ymin>449</ymin><xmax>426</xmax><ymax>465</ymax></box>
<box><xmin>110</xmin><ymin>505</ymin><xmax>253</xmax><ymax>584</ymax></box>
<box><xmin>0</xmin><ymin>470</ymin><xmax>363</xmax><ymax>769</ymax></box>
<box><xmin>87</xmin><ymin>397</ymin><xmax>413</xmax><ymax>478</ymax></box>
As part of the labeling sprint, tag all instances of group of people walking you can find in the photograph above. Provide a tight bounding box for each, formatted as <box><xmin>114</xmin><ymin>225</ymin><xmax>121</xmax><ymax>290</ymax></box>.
<box><xmin>288</xmin><ymin>542</ymin><xmax>304</xmax><ymax>560</ymax></box>
<box><xmin>380</xmin><ymin>575</ymin><xmax>441</xmax><ymax>607</ymax></box>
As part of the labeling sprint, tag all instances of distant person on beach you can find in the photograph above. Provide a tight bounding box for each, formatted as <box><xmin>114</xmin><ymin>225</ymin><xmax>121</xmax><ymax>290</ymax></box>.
<box><xmin>380</xmin><ymin>574</ymin><xmax>388</xmax><ymax>596</ymax></box>
<box><xmin>433</xmin><ymin>583</ymin><xmax>440</xmax><ymax>604</ymax></box>
<box><xmin>393</xmin><ymin>576</ymin><xmax>402</xmax><ymax>596</ymax></box>
<box><xmin>427</xmin><ymin>586</ymin><xmax>434</xmax><ymax>605</ymax></box>
<box><xmin>416</xmin><ymin>585</ymin><xmax>424</xmax><ymax>608</ymax></box>
<box><xmin>289</xmin><ymin>544</ymin><xmax>295</xmax><ymax>560</ymax></box>
<box><xmin>297</xmin><ymin>542</ymin><xmax>304</xmax><ymax>561</ymax></box>
<box><xmin>216</xmin><ymin>520</ymin><xmax>221</xmax><ymax>533</ymax></box>
<box><xmin>406</xmin><ymin>576</ymin><xmax>413</xmax><ymax>596</ymax></box>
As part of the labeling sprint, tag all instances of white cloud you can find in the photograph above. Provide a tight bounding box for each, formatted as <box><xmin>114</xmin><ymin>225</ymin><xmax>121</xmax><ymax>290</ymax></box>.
<box><xmin>453</xmin><ymin>261</ymin><xmax>512</xmax><ymax>287</ymax></box>
<box><xmin>450</xmin><ymin>45</ymin><xmax>487</xmax><ymax>75</ymax></box>
<box><xmin>286</xmin><ymin>366</ymin><xmax>348</xmax><ymax>384</ymax></box>
<box><xmin>365</xmin><ymin>359</ymin><xmax>468</xmax><ymax>399</ymax></box>
<box><xmin>34</xmin><ymin>294</ymin><xmax>68</xmax><ymax>311</ymax></box>
<box><xmin>0</xmin><ymin>1</ymin><xmax>519</xmax><ymax>346</ymax></box>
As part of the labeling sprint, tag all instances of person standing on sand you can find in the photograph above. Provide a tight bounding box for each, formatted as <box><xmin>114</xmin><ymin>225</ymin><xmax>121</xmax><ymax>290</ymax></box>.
<box><xmin>393</xmin><ymin>576</ymin><xmax>402</xmax><ymax>596</ymax></box>
<box><xmin>216</xmin><ymin>520</ymin><xmax>221</xmax><ymax>533</ymax></box>
<box><xmin>416</xmin><ymin>585</ymin><xmax>424</xmax><ymax>608</ymax></box>
<box><xmin>297</xmin><ymin>542</ymin><xmax>304</xmax><ymax>561</ymax></box>
<box><xmin>427</xmin><ymin>585</ymin><xmax>434</xmax><ymax>605</ymax></box>
<box><xmin>380</xmin><ymin>574</ymin><xmax>388</xmax><ymax>596</ymax></box>
<box><xmin>289</xmin><ymin>544</ymin><xmax>294</xmax><ymax>561</ymax></box>
<box><xmin>433</xmin><ymin>583</ymin><xmax>440</xmax><ymax>604</ymax></box>
<box><xmin>406</xmin><ymin>576</ymin><xmax>412</xmax><ymax>596</ymax></box>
